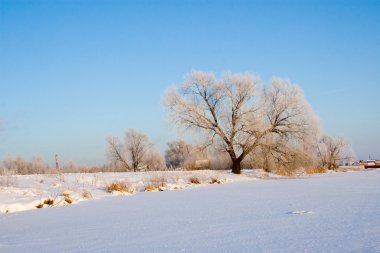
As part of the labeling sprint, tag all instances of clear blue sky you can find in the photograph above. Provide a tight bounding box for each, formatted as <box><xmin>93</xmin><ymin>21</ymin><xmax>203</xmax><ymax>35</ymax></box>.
<box><xmin>1</xmin><ymin>0</ymin><xmax>379</xmax><ymax>165</ymax></box>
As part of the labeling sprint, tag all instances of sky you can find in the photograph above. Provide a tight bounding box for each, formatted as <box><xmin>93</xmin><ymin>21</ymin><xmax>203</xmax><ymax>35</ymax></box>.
<box><xmin>0</xmin><ymin>0</ymin><xmax>379</xmax><ymax>165</ymax></box>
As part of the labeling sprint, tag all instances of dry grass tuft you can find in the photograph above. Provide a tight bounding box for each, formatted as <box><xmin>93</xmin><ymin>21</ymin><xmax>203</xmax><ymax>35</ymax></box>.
<box><xmin>36</xmin><ymin>198</ymin><xmax>54</xmax><ymax>208</ymax></box>
<box><xmin>306</xmin><ymin>166</ymin><xmax>327</xmax><ymax>174</ymax></box>
<box><xmin>82</xmin><ymin>190</ymin><xmax>92</xmax><ymax>199</ymax></box>
<box><xmin>276</xmin><ymin>167</ymin><xmax>296</xmax><ymax>177</ymax></box>
<box><xmin>209</xmin><ymin>178</ymin><xmax>223</xmax><ymax>184</ymax></box>
<box><xmin>62</xmin><ymin>191</ymin><xmax>71</xmax><ymax>198</ymax></box>
<box><xmin>144</xmin><ymin>185</ymin><xmax>166</xmax><ymax>192</ymax></box>
<box><xmin>64</xmin><ymin>197</ymin><xmax>73</xmax><ymax>204</ymax></box>
<box><xmin>106</xmin><ymin>181</ymin><xmax>133</xmax><ymax>193</ymax></box>
<box><xmin>144</xmin><ymin>185</ymin><xmax>159</xmax><ymax>192</ymax></box>
<box><xmin>35</xmin><ymin>203</ymin><xmax>44</xmax><ymax>209</ymax></box>
<box><xmin>188</xmin><ymin>176</ymin><xmax>201</xmax><ymax>184</ymax></box>
<box><xmin>43</xmin><ymin>198</ymin><xmax>54</xmax><ymax>206</ymax></box>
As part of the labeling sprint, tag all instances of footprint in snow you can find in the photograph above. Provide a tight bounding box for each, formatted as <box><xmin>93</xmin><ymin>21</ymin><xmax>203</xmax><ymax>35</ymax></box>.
<box><xmin>287</xmin><ymin>210</ymin><xmax>313</xmax><ymax>215</ymax></box>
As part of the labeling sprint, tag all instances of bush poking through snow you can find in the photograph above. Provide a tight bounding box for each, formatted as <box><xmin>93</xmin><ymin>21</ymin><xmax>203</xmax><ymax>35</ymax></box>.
<box><xmin>209</xmin><ymin>178</ymin><xmax>223</xmax><ymax>184</ymax></box>
<box><xmin>36</xmin><ymin>198</ymin><xmax>55</xmax><ymax>209</ymax></box>
<box><xmin>144</xmin><ymin>185</ymin><xmax>165</xmax><ymax>192</ymax></box>
<box><xmin>144</xmin><ymin>185</ymin><xmax>159</xmax><ymax>192</ymax></box>
<box><xmin>106</xmin><ymin>181</ymin><xmax>133</xmax><ymax>193</ymax></box>
<box><xmin>35</xmin><ymin>203</ymin><xmax>44</xmax><ymax>209</ymax></box>
<box><xmin>62</xmin><ymin>191</ymin><xmax>71</xmax><ymax>198</ymax></box>
<box><xmin>82</xmin><ymin>190</ymin><xmax>92</xmax><ymax>199</ymax></box>
<box><xmin>64</xmin><ymin>197</ymin><xmax>73</xmax><ymax>204</ymax></box>
<box><xmin>43</xmin><ymin>198</ymin><xmax>54</xmax><ymax>206</ymax></box>
<box><xmin>306</xmin><ymin>166</ymin><xmax>327</xmax><ymax>174</ymax></box>
<box><xmin>276</xmin><ymin>167</ymin><xmax>296</xmax><ymax>177</ymax></box>
<box><xmin>188</xmin><ymin>176</ymin><xmax>201</xmax><ymax>184</ymax></box>
<box><xmin>171</xmin><ymin>185</ymin><xmax>183</xmax><ymax>190</ymax></box>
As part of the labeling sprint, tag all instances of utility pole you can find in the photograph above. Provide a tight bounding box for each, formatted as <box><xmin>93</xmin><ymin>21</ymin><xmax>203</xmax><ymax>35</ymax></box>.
<box><xmin>55</xmin><ymin>154</ymin><xmax>60</xmax><ymax>171</ymax></box>
<box><xmin>55</xmin><ymin>154</ymin><xmax>63</xmax><ymax>182</ymax></box>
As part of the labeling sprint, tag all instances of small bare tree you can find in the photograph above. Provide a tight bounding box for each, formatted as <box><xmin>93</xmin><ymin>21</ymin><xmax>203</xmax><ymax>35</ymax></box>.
<box><xmin>106</xmin><ymin>136</ymin><xmax>130</xmax><ymax>171</ymax></box>
<box><xmin>317</xmin><ymin>135</ymin><xmax>351</xmax><ymax>170</ymax></box>
<box><xmin>165</xmin><ymin>71</ymin><xmax>319</xmax><ymax>174</ymax></box>
<box><xmin>106</xmin><ymin>129</ymin><xmax>153</xmax><ymax>172</ymax></box>
<box><xmin>164</xmin><ymin>139</ymin><xmax>193</xmax><ymax>169</ymax></box>
<box><xmin>2</xmin><ymin>155</ymin><xmax>50</xmax><ymax>175</ymax></box>
<box><xmin>125</xmin><ymin>129</ymin><xmax>152</xmax><ymax>171</ymax></box>
<box><xmin>144</xmin><ymin>150</ymin><xmax>166</xmax><ymax>171</ymax></box>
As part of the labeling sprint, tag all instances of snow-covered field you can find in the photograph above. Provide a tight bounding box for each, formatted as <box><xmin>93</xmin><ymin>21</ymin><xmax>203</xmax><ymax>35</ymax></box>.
<box><xmin>0</xmin><ymin>170</ymin><xmax>379</xmax><ymax>252</ymax></box>
<box><xmin>0</xmin><ymin>170</ymin><xmax>259</xmax><ymax>214</ymax></box>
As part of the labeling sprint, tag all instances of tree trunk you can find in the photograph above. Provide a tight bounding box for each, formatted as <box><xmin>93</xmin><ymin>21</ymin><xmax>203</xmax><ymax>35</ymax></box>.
<box><xmin>232</xmin><ymin>160</ymin><xmax>242</xmax><ymax>174</ymax></box>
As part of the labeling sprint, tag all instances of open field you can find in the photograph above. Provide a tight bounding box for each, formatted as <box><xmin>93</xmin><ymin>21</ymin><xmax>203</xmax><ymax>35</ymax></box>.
<box><xmin>0</xmin><ymin>170</ymin><xmax>379</xmax><ymax>252</ymax></box>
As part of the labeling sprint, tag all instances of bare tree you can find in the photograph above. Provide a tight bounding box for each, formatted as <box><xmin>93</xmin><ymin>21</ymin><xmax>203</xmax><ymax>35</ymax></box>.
<box><xmin>317</xmin><ymin>135</ymin><xmax>351</xmax><ymax>170</ymax></box>
<box><xmin>125</xmin><ymin>129</ymin><xmax>152</xmax><ymax>171</ymax></box>
<box><xmin>2</xmin><ymin>155</ymin><xmax>50</xmax><ymax>175</ymax></box>
<box><xmin>106</xmin><ymin>136</ymin><xmax>130</xmax><ymax>171</ymax></box>
<box><xmin>144</xmin><ymin>150</ymin><xmax>166</xmax><ymax>171</ymax></box>
<box><xmin>106</xmin><ymin>129</ymin><xmax>153</xmax><ymax>172</ymax></box>
<box><xmin>164</xmin><ymin>139</ymin><xmax>193</xmax><ymax>169</ymax></box>
<box><xmin>165</xmin><ymin>71</ymin><xmax>319</xmax><ymax>174</ymax></box>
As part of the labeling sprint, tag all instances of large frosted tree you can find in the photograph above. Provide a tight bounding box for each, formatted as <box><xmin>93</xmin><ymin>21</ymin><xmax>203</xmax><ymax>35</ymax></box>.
<box><xmin>165</xmin><ymin>71</ymin><xmax>319</xmax><ymax>174</ymax></box>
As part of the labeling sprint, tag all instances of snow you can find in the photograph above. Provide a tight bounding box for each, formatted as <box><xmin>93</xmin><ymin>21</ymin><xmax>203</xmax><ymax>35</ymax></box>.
<box><xmin>0</xmin><ymin>170</ymin><xmax>379</xmax><ymax>252</ymax></box>
<box><xmin>0</xmin><ymin>170</ymin><xmax>245</xmax><ymax>214</ymax></box>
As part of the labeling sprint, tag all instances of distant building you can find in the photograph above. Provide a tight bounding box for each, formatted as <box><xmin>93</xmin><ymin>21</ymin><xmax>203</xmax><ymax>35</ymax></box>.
<box><xmin>359</xmin><ymin>159</ymin><xmax>380</xmax><ymax>169</ymax></box>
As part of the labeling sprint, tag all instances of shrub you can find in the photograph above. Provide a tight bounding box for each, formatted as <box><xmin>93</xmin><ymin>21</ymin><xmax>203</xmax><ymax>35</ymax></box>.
<box><xmin>188</xmin><ymin>176</ymin><xmax>201</xmax><ymax>184</ymax></box>
<box><xmin>106</xmin><ymin>181</ymin><xmax>132</xmax><ymax>193</ymax></box>
<box><xmin>82</xmin><ymin>190</ymin><xmax>92</xmax><ymax>199</ymax></box>
<box><xmin>64</xmin><ymin>197</ymin><xmax>73</xmax><ymax>204</ymax></box>
<box><xmin>209</xmin><ymin>178</ymin><xmax>223</xmax><ymax>184</ymax></box>
<box><xmin>35</xmin><ymin>203</ymin><xmax>44</xmax><ymax>209</ymax></box>
<box><xmin>306</xmin><ymin>166</ymin><xmax>327</xmax><ymax>174</ymax></box>
<box><xmin>36</xmin><ymin>198</ymin><xmax>55</xmax><ymax>209</ymax></box>
<box><xmin>62</xmin><ymin>191</ymin><xmax>71</xmax><ymax>197</ymax></box>
<box><xmin>276</xmin><ymin>166</ymin><xmax>297</xmax><ymax>177</ymax></box>
<box><xmin>144</xmin><ymin>185</ymin><xmax>159</xmax><ymax>192</ymax></box>
<box><xmin>171</xmin><ymin>185</ymin><xmax>183</xmax><ymax>190</ymax></box>
<box><xmin>144</xmin><ymin>185</ymin><xmax>165</xmax><ymax>192</ymax></box>
<box><xmin>43</xmin><ymin>198</ymin><xmax>54</xmax><ymax>206</ymax></box>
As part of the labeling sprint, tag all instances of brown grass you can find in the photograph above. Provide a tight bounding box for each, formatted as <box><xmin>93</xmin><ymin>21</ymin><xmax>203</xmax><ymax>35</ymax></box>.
<box><xmin>306</xmin><ymin>166</ymin><xmax>327</xmax><ymax>174</ymax></box>
<box><xmin>64</xmin><ymin>197</ymin><xmax>73</xmax><ymax>204</ymax></box>
<box><xmin>276</xmin><ymin>167</ymin><xmax>297</xmax><ymax>177</ymax></box>
<box><xmin>36</xmin><ymin>198</ymin><xmax>54</xmax><ymax>208</ymax></box>
<box><xmin>209</xmin><ymin>178</ymin><xmax>223</xmax><ymax>184</ymax></box>
<box><xmin>82</xmin><ymin>190</ymin><xmax>92</xmax><ymax>199</ymax></box>
<box><xmin>35</xmin><ymin>203</ymin><xmax>44</xmax><ymax>208</ymax></box>
<box><xmin>144</xmin><ymin>185</ymin><xmax>159</xmax><ymax>192</ymax></box>
<box><xmin>106</xmin><ymin>181</ymin><xmax>132</xmax><ymax>193</ymax></box>
<box><xmin>188</xmin><ymin>176</ymin><xmax>201</xmax><ymax>184</ymax></box>
<box><xmin>43</xmin><ymin>198</ymin><xmax>54</xmax><ymax>206</ymax></box>
<box><xmin>62</xmin><ymin>192</ymin><xmax>71</xmax><ymax>198</ymax></box>
<box><xmin>172</xmin><ymin>185</ymin><xmax>183</xmax><ymax>190</ymax></box>
<box><xmin>144</xmin><ymin>185</ymin><xmax>166</xmax><ymax>192</ymax></box>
